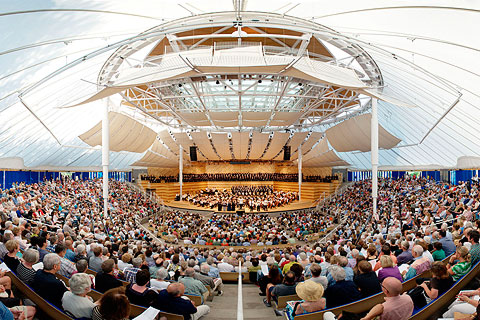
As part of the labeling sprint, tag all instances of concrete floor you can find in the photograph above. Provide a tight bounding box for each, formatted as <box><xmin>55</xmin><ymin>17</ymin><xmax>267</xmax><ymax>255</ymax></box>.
<box><xmin>204</xmin><ymin>283</ymin><xmax>276</xmax><ymax>320</ymax></box>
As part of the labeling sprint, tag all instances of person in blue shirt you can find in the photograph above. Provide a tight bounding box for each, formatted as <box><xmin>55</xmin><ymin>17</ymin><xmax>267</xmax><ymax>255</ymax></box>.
<box><xmin>438</xmin><ymin>230</ymin><xmax>456</xmax><ymax>257</ymax></box>
<box><xmin>0</xmin><ymin>300</ymin><xmax>26</xmax><ymax>320</ymax></box>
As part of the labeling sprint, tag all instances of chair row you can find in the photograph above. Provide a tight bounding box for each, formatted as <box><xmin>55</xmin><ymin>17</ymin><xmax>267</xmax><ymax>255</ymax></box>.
<box><xmin>286</xmin><ymin>255</ymin><xmax>452</xmax><ymax>320</ymax></box>
<box><xmin>6</xmin><ymin>270</ymin><xmax>185</xmax><ymax>320</ymax></box>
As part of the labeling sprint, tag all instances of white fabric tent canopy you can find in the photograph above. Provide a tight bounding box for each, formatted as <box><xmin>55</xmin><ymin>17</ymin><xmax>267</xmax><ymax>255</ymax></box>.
<box><xmin>457</xmin><ymin>156</ymin><xmax>480</xmax><ymax>170</ymax></box>
<box><xmin>79</xmin><ymin>112</ymin><xmax>157</xmax><ymax>153</ymax></box>
<box><xmin>0</xmin><ymin>1</ymin><xmax>479</xmax><ymax>170</ymax></box>
<box><xmin>326</xmin><ymin>113</ymin><xmax>401</xmax><ymax>152</ymax></box>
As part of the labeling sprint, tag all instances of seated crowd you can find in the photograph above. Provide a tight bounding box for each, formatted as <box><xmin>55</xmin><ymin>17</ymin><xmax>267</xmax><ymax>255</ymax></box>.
<box><xmin>0</xmin><ymin>176</ymin><xmax>479</xmax><ymax>319</ymax></box>
<box><xmin>150</xmin><ymin>208</ymin><xmax>335</xmax><ymax>246</ymax></box>
<box><xmin>243</xmin><ymin>177</ymin><xmax>480</xmax><ymax>319</ymax></box>
<box><xmin>0</xmin><ymin>179</ymin><xmax>219</xmax><ymax>319</ymax></box>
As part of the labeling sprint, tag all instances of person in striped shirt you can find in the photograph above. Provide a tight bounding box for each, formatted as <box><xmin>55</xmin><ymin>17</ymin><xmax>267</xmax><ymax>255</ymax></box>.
<box><xmin>16</xmin><ymin>248</ymin><xmax>39</xmax><ymax>286</ymax></box>
<box><xmin>447</xmin><ymin>246</ymin><xmax>471</xmax><ymax>282</ymax></box>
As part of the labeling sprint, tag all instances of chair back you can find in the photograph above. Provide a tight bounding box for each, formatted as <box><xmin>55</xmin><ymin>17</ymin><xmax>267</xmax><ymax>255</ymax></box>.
<box><xmin>275</xmin><ymin>294</ymin><xmax>300</xmax><ymax>309</ymax></box>
<box><xmin>6</xmin><ymin>271</ymin><xmax>73</xmax><ymax>320</ymax></box>
<box><xmin>185</xmin><ymin>294</ymin><xmax>203</xmax><ymax>306</ymax></box>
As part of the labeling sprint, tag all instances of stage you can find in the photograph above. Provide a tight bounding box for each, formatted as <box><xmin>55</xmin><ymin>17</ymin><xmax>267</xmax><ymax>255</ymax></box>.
<box><xmin>165</xmin><ymin>199</ymin><xmax>316</xmax><ymax>214</ymax></box>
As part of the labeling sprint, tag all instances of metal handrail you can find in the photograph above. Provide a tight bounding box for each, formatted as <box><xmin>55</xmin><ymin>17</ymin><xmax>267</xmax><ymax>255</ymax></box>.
<box><xmin>316</xmin><ymin>181</ymin><xmax>355</xmax><ymax>211</ymax></box>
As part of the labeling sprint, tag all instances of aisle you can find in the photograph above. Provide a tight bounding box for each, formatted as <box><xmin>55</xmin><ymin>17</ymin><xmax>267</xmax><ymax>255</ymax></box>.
<box><xmin>203</xmin><ymin>283</ymin><xmax>274</xmax><ymax>320</ymax></box>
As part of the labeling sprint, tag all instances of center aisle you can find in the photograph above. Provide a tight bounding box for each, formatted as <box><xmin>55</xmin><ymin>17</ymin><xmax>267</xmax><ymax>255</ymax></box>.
<box><xmin>204</xmin><ymin>284</ymin><xmax>274</xmax><ymax>320</ymax></box>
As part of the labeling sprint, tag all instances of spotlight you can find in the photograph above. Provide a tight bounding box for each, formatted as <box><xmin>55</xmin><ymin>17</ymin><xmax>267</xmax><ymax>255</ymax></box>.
<box><xmin>298</xmin><ymin>83</ymin><xmax>302</xmax><ymax>86</ymax></box>
<box><xmin>216</xmin><ymin>80</ymin><xmax>220</xmax><ymax>85</ymax></box>
<box><xmin>178</xmin><ymin>83</ymin><xmax>182</xmax><ymax>87</ymax></box>
<box><xmin>258</xmin><ymin>79</ymin><xmax>262</xmax><ymax>83</ymax></box>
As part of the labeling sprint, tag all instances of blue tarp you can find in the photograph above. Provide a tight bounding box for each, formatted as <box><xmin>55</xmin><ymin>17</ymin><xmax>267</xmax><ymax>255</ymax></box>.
<box><xmin>0</xmin><ymin>170</ymin><xmax>131</xmax><ymax>189</ymax></box>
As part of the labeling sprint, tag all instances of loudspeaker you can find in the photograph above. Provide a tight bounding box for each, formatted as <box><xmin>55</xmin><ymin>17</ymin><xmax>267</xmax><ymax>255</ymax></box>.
<box><xmin>189</xmin><ymin>146</ymin><xmax>198</xmax><ymax>161</ymax></box>
<box><xmin>283</xmin><ymin>146</ymin><xmax>291</xmax><ymax>160</ymax></box>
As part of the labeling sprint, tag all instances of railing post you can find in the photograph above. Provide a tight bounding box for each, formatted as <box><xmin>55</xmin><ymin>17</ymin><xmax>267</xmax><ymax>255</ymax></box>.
<box><xmin>237</xmin><ymin>260</ymin><xmax>243</xmax><ymax>320</ymax></box>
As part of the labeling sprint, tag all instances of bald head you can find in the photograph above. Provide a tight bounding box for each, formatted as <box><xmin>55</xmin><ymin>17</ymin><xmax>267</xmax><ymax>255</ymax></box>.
<box><xmin>185</xmin><ymin>267</ymin><xmax>195</xmax><ymax>277</ymax></box>
<box><xmin>167</xmin><ymin>283</ymin><xmax>185</xmax><ymax>297</ymax></box>
<box><xmin>382</xmin><ymin>277</ymin><xmax>402</xmax><ymax>297</ymax></box>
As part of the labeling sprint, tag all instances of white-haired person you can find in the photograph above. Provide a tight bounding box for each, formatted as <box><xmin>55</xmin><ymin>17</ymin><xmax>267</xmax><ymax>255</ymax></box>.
<box><xmin>402</xmin><ymin>245</ymin><xmax>431</xmax><ymax>280</ymax></box>
<box><xmin>285</xmin><ymin>281</ymin><xmax>325</xmax><ymax>319</ymax></box>
<box><xmin>31</xmin><ymin>253</ymin><xmax>68</xmax><ymax>308</ymax></box>
<box><xmin>62</xmin><ymin>273</ymin><xmax>96</xmax><ymax>319</ymax></box>
<box><xmin>150</xmin><ymin>268</ymin><xmax>170</xmax><ymax>292</ymax></box>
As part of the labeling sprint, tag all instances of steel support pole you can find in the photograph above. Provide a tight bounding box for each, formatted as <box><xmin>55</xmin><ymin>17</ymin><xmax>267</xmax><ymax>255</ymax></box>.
<box><xmin>298</xmin><ymin>145</ymin><xmax>302</xmax><ymax>201</ymax></box>
<box><xmin>179</xmin><ymin>145</ymin><xmax>183</xmax><ymax>199</ymax></box>
<box><xmin>102</xmin><ymin>100</ymin><xmax>110</xmax><ymax>218</ymax></box>
<box><xmin>2</xmin><ymin>170</ymin><xmax>5</xmax><ymax>189</ymax></box>
<box><xmin>371</xmin><ymin>98</ymin><xmax>379</xmax><ymax>219</ymax></box>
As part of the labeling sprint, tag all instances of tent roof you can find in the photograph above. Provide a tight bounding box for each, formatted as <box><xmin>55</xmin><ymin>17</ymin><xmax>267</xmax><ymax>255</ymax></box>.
<box><xmin>0</xmin><ymin>1</ymin><xmax>479</xmax><ymax>170</ymax></box>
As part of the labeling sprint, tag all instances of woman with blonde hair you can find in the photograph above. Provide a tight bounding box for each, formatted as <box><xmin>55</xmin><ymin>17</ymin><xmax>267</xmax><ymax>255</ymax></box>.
<box><xmin>448</xmin><ymin>246</ymin><xmax>471</xmax><ymax>281</ymax></box>
<box><xmin>377</xmin><ymin>255</ymin><xmax>402</xmax><ymax>282</ymax></box>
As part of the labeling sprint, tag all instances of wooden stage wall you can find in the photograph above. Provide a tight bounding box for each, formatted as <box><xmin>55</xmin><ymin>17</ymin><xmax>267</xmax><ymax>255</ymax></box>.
<box><xmin>144</xmin><ymin>162</ymin><xmax>337</xmax><ymax>202</ymax></box>
<box><xmin>140</xmin><ymin>180</ymin><xmax>340</xmax><ymax>202</ymax></box>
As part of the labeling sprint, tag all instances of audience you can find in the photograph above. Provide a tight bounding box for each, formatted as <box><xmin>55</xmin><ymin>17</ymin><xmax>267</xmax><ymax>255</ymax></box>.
<box><xmin>95</xmin><ymin>259</ymin><xmax>123</xmax><ymax>293</ymax></box>
<box><xmin>354</xmin><ymin>277</ymin><xmax>412</xmax><ymax>320</ymax></box>
<box><xmin>125</xmin><ymin>269</ymin><xmax>158</xmax><ymax>307</ymax></box>
<box><xmin>180</xmin><ymin>268</ymin><xmax>209</xmax><ymax>303</ymax></box>
<box><xmin>264</xmin><ymin>271</ymin><xmax>297</xmax><ymax>307</ymax></box>
<box><xmin>286</xmin><ymin>281</ymin><xmax>325</xmax><ymax>318</ymax></box>
<box><xmin>447</xmin><ymin>246</ymin><xmax>471</xmax><ymax>281</ymax></box>
<box><xmin>3</xmin><ymin>240</ymin><xmax>20</xmax><ymax>272</ymax></box>
<box><xmin>153</xmin><ymin>283</ymin><xmax>210</xmax><ymax>320</ymax></box>
<box><xmin>353</xmin><ymin>260</ymin><xmax>382</xmax><ymax>298</ymax></box>
<box><xmin>92</xmin><ymin>287</ymin><xmax>131</xmax><ymax>320</ymax></box>
<box><xmin>16</xmin><ymin>248</ymin><xmax>38</xmax><ymax>286</ymax></box>
<box><xmin>419</xmin><ymin>262</ymin><xmax>453</xmax><ymax>301</ymax></box>
<box><xmin>1</xmin><ymin>175</ymin><xmax>480</xmax><ymax>319</ymax></box>
<box><xmin>62</xmin><ymin>273</ymin><xmax>96</xmax><ymax>319</ymax></box>
<box><xmin>324</xmin><ymin>265</ymin><xmax>361</xmax><ymax>308</ymax></box>
<box><xmin>31</xmin><ymin>253</ymin><xmax>68</xmax><ymax>308</ymax></box>
<box><xmin>377</xmin><ymin>255</ymin><xmax>402</xmax><ymax>283</ymax></box>
<box><xmin>150</xmin><ymin>268</ymin><xmax>170</xmax><ymax>292</ymax></box>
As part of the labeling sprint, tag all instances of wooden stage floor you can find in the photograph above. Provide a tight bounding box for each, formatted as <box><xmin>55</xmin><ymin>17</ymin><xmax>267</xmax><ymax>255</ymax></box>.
<box><xmin>165</xmin><ymin>200</ymin><xmax>316</xmax><ymax>214</ymax></box>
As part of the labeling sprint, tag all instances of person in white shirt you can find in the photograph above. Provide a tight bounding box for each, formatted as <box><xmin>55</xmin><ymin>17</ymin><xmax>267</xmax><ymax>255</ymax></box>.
<box><xmin>217</xmin><ymin>258</ymin><xmax>234</xmax><ymax>272</ymax></box>
<box><xmin>150</xmin><ymin>268</ymin><xmax>170</xmax><ymax>292</ymax></box>
<box><xmin>62</xmin><ymin>273</ymin><xmax>96</xmax><ymax>319</ymax></box>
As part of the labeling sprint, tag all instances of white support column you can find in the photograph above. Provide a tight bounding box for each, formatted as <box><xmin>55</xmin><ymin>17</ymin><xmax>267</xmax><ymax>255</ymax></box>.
<box><xmin>298</xmin><ymin>145</ymin><xmax>302</xmax><ymax>201</ymax></box>
<box><xmin>2</xmin><ymin>170</ymin><xmax>5</xmax><ymax>189</ymax></box>
<box><xmin>371</xmin><ymin>98</ymin><xmax>379</xmax><ymax>219</ymax></box>
<box><xmin>102</xmin><ymin>100</ymin><xmax>110</xmax><ymax>218</ymax></box>
<box><xmin>179</xmin><ymin>145</ymin><xmax>183</xmax><ymax>199</ymax></box>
